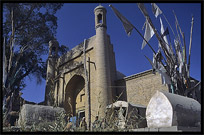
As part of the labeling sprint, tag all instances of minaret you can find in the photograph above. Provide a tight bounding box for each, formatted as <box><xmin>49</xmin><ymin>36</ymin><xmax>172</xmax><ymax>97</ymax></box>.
<box><xmin>45</xmin><ymin>40</ymin><xmax>59</xmax><ymax>106</ymax></box>
<box><xmin>94</xmin><ymin>5</ymin><xmax>111</xmax><ymax>118</ymax></box>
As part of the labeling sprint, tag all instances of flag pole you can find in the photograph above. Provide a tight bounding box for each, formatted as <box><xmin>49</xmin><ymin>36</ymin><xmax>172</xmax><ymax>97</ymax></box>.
<box><xmin>109</xmin><ymin>4</ymin><xmax>156</xmax><ymax>54</ymax></box>
<box><xmin>140</xmin><ymin>3</ymin><xmax>174</xmax><ymax>66</ymax></box>
<box><xmin>152</xmin><ymin>3</ymin><xmax>176</xmax><ymax>43</ymax></box>
<box><xmin>187</xmin><ymin>15</ymin><xmax>194</xmax><ymax>77</ymax></box>
<box><xmin>137</xmin><ymin>3</ymin><xmax>174</xmax><ymax>76</ymax></box>
<box><xmin>162</xmin><ymin>13</ymin><xmax>176</xmax><ymax>39</ymax></box>
<box><xmin>135</xmin><ymin>27</ymin><xmax>170</xmax><ymax>75</ymax></box>
<box><xmin>110</xmin><ymin>4</ymin><xmax>170</xmax><ymax>76</ymax></box>
<box><xmin>147</xmin><ymin>15</ymin><xmax>174</xmax><ymax>71</ymax></box>
<box><xmin>173</xmin><ymin>10</ymin><xmax>184</xmax><ymax>49</ymax></box>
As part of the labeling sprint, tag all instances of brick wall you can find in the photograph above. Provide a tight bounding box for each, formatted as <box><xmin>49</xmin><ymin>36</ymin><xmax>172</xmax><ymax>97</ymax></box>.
<box><xmin>125</xmin><ymin>70</ymin><xmax>169</xmax><ymax>106</ymax></box>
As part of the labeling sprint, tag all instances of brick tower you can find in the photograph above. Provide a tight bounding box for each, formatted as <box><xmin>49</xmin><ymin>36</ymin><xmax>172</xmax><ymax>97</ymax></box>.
<box><xmin>94</xmin><ymin>5</ymin><xmax>112</xmax><ymax>118</ymax></box>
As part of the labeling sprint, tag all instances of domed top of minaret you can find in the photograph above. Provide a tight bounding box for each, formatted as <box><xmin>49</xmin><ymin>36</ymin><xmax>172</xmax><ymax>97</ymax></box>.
<box><xmin>94</xmin><ymin>4</ymin><xmax>106</xmax><ymax>12</ymax></box>
<box><xmin>94</xmin><ymin>4</ymin><xmax>107</xmax><ymax>29</ymax></box>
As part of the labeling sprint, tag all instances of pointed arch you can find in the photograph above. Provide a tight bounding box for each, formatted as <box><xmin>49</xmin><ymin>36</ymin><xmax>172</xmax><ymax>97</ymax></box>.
<box><xmin>64</xmin><ymin>75</ymin><xmax>85</xmax><ymax>117</ymax></box>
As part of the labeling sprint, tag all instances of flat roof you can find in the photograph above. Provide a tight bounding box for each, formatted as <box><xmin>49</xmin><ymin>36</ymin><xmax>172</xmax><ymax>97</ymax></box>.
<box><xmin>124</xmin><ymin>69</ymin><xmax>154</xmax><ymax>81</ymax></box>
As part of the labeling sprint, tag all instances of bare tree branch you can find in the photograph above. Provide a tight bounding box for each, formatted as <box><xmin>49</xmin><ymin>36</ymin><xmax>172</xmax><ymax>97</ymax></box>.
<box><xmin>8</xmin><ymin>8</ymin><xmax>15</xmax><ymax>74</ymax></box>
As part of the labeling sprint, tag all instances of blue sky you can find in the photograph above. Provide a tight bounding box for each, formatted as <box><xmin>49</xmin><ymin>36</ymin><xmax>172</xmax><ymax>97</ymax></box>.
<box><xmin>22</xmin><ymin>3</ymin><xmax>201</xmax><ymax>103</ymax></box>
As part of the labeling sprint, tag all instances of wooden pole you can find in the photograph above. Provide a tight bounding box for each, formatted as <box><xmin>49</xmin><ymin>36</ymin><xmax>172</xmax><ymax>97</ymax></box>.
<box><xmin>162</xmin><ymin>13</ymin><xmax>176</xmax><ymax>39</ymax></box>
<box><xmin>83</xmin><ymin>39</ymin><xmax>91</xmax><ymax>130</ymax></box>
<box><xmin>87</xmin><ymin>57</ymin><xmax>91</xmax><ymax>130</ymax></box>
<box><xmin>187</xmin><ymin>16</ymin><xmax>194</xmax><ymax>77</ymax></box>
<box><xmin>3</xmin><ymin>37</ymin><xmax>6</xmax><ymax>85</ymax></box>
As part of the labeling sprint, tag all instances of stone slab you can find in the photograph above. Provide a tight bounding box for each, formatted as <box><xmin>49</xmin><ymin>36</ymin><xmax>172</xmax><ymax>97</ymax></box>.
<box><xmin>146</xmin><ymin>91</ymin><xmax>201</xmax><ymax>128</ymax></box>
<box><xmin>18</xmin><ymin>104</ymin><xmax>65</xmax><ymax>127</ymax></box>
<box><xmin>136</xmin><ymin>128</ymin><xmax>145</xmax><ymax>131</ymax></box>
<box><xmin>158</xmin><ymin>126</ymin><xmax>179</xmax><ymax>132</ymax></box>
<box><xmin>149</xmin><ymin>127</ymin><xmax>159</xmax><ymax>132</ymax></box>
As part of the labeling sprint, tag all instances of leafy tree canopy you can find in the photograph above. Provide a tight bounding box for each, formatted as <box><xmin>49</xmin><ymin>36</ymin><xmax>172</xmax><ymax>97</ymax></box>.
<box><xmin>3</xmin><ymin>3</ymin><xmax>68</xmax><ymax>98</ymax></box>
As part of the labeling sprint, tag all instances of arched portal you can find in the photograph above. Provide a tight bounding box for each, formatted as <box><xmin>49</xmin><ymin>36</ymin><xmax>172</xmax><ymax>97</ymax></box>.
<box><xmin>64</xmin><ymin>75</ymin><xmax>85</xmax><ymax>117</ymax></box>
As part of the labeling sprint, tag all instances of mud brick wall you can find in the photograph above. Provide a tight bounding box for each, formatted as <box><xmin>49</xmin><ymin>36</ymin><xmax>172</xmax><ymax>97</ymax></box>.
<box><xmin>125</xmin><ymin>70</ymin><xmax>169</xmax><ymax>106</ymax></box>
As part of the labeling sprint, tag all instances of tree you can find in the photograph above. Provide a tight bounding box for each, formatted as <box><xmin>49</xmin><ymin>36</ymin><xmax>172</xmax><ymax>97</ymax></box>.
<box><xmin>2</xmin><ymin>3</ymin><xmax>68</xmax><ymax>125</ymax></box>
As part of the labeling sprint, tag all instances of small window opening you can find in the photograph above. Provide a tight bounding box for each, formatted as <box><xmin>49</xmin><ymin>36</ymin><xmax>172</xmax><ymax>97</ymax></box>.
<box><xmin>97</xmin><ymin>14</ymin><xmax>102</xmax><ymax>23</ymax></box>
<box><xmin>80</xmin><ymin>94</ymin><xmax>85</xmax><ymax>102</ymax></box>
<box><xmin>51</xmin><ymin>47</ymin><xmax>56</xmax><ymax>55</ymax></box>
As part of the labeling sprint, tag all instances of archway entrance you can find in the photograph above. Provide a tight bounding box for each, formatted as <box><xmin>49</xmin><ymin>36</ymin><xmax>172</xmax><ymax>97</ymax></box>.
<box><xmin>64</xmin><ymin>75</ymin><xmax>85</xmax><ymax>122</ymax></box>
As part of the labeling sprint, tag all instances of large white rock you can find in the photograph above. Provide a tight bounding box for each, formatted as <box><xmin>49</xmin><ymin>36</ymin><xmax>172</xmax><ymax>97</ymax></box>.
<box><xmin>18</xmin><ymin>104</ymin><xmax>65</xmax><ymax>127</ymax></box>
<box><xmin>146</xmin><ymin>91</ymin><xmax>201</xmax><ymax>128</ymax></box>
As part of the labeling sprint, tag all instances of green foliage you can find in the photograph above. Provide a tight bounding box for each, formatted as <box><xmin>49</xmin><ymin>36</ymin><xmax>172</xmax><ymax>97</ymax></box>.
<box><xmin>2</xmin><ymin>3</ymin><xmax>68</xmax><ymax>126</ymax></box>
<box><xmin>3</xmin><ymin>3</ymin><xmax>64</xmax><ymax>97</ymax></box>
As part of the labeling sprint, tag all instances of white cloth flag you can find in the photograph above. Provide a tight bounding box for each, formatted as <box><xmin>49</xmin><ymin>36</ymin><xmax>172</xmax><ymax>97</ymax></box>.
<box><xmin>179</xmin><ymin>61</ymin><xmax>183</xmax><ymax>74</ymax></box>
<box><xmin>110</xmin><ymin>5</ymin><xmax>134</xmax><ymax>36</ymax></box>
<box><xmin>157</xmin><ymin>63</ymin><xmax>171</xmax><ymax>85</ymax></box>
<box><xmin>178</xmin><ymin>51</ymin><xmax>183</xmax><ymax>74</ymax></box>
<box><xmin>159</xmin><ymin>17</ymin><xmax>174</xmax><ymax>58</ymax></box>
<box><xmin>152</xmin><ymin>54</ymin><xmax>171</xmax><ymax>84</ymax></box>
<box><xmin>141</xmin><ymin>20</ymin><xmax>154</xmax><ymax>49</ymax></box>
<box><xmin>152</xmin><ymin>54</ymin><xmax>157</xmax><ymax>69</ymax></box>
<box><xmin>161</xmin><ymin>71</ymin><xmax>171</xmax><ymax>85</ymax></box>
<box><xmin>160</xmin><ymin>18</ymin><xmax>168</xmax><ymax>44</ymax></box>
<box><xmin>177</xmin><ymin>51</ymin><xmax>183</xmax><ymax>65</ymax></box>
<box><xmin>159</xmin><ymin>17</ymin><xmax>170</xmax><ymax>51</ymax></box>
<box><xmin>152</xmin><ymin>53</ymin><xmax>171</xmax><ymax>85</ymax></box>
<box><xmin>151</xmin><ymin>3</ymin><xmax>162</xmax><ymax>18</ymax></box>
<box><xmin>174</xmin><ymin>39</ymin><xmax>183</xmax><ymax>74</ymax></box>
<box><xmin>137</xmin><ymin>3</ymin><xmax>149</xmax><ymax>18</ymax></box>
